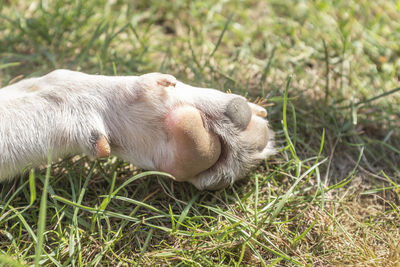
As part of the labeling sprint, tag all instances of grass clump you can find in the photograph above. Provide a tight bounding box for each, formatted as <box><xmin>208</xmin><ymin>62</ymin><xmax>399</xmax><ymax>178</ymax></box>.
<box><xmin>1</xmin><ymin>0</ymin><xmax>399</xmax><ymax>266</ymax></box>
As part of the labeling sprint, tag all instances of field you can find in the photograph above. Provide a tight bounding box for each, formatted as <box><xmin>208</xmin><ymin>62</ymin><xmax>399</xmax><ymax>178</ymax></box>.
<box><xmin>0</xmin><ymin>0</ymin><xmax>399</xmax><ymax>266</ymax></box>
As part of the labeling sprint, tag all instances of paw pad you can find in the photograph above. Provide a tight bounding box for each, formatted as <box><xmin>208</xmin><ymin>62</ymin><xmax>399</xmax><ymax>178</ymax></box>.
<box><xmin>90</xmin><ymin>131</ymin><xmax>111</xmax><ymax>158</ymax></box>
<box><xmin>224</xmin><ymin>98</ymin><xmax>252</xmax><ymax>130</ymax></box>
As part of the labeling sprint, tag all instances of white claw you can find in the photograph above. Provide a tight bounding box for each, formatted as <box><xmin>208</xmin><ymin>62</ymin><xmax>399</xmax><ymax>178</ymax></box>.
<box><xmin>249</xmin><ymin>102</ymin><xmax>267</xmax><ymax>118</ymax></box>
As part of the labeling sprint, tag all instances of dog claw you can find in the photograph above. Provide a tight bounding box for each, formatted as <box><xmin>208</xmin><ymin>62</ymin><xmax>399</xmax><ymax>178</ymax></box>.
<box><xmin>249</xmin><ymin>102</ymin><xmax>268</xmax><ymax>118</ymax></box>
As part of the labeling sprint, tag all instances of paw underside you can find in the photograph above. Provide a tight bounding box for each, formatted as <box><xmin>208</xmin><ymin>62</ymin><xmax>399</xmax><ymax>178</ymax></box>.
<box><xmin>85</xmin><ymin>73</ymin><xmax>272</xmax><ymax>190</ymax></box>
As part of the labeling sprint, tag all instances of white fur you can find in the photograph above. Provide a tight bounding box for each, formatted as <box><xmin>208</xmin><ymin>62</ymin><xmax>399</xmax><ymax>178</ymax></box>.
<box><xmin>0</xmin><ymin>70</ymin><xmax>275</xmax><ymax>190</ymax></box>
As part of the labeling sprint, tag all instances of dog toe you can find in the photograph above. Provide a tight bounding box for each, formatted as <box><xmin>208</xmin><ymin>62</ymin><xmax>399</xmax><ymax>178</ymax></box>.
<box><xmin>249</xmin><ymin>102</ymin><xmax>268</xmax><ymax>118</ymax></box>
<box><xmin>224</xmin><ymin>97</ymin><xmax>252</xmax><ymax>130</ymax></box>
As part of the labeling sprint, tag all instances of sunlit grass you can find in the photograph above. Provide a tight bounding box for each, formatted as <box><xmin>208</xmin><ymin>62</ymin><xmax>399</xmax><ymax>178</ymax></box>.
<box><xmin>1</xmin><ymin>0</ymin><xmax>399</xmax><ymax>265</ymax></box>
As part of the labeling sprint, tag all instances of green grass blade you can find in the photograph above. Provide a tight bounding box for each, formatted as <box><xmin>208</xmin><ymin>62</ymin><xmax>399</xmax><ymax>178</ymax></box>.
<box><xmin>0</xmin><ymin>62</ymin><xmax>21</xmax><ymax>70</ymax></box>
<box><xmin>176</xmin><ymin>192</ymin><xmax>199</xmax><ymax>230</ymax></box>
<box><xmin>269</xmin><ymin>158</ymin><xmax>327</xmax><ymax>222</ymax></box>
<box><xmin>282</xmin><ymin>75</ymin><xmax>299</xmax><ymax>162</ymax></box>
<box><xmin>29</xmin><ymin>169</ymin><xmax>36</xmax><ymax>206</ymax></box>
<box><xmin>34</xmin><ymin>152</ymin><xmax>52</xmax><ymax>266</ymax></box>
<box><xmin>209</xmin><ymin>13</ymin><xmax>233</xmax><ymax>58</ymax></box>
<box><xmin>0</xmin><ymin>254</ymin><xmax>26</xmax><ymax>267</ymax></box>
<box><xmin>354</xmin><ymin>87</ymin><xmax>400</xmax><ymax>107</ymax></box>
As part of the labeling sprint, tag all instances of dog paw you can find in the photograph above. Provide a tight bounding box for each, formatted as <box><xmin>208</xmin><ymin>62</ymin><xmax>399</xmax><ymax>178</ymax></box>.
<box><xmin>106</xmin><ymin>72</ymin><xmax>274</xmax><ymax>190</ymax></box>
<box><xmin>156</xmin><ymin>81</ymin><xmax>275</xmax><ymax>190</ymax></box>
<box><xmin>195</xmin><ymin>97</ymin><xmax>274</xmax><ymax>190</ymax></box>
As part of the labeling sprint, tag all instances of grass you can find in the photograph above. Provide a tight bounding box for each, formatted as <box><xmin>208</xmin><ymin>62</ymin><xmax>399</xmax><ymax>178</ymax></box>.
<box><xmin>0</xmin><ymin>0</ymin><xmax>399</xmax><ymax>265</ymax></box>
